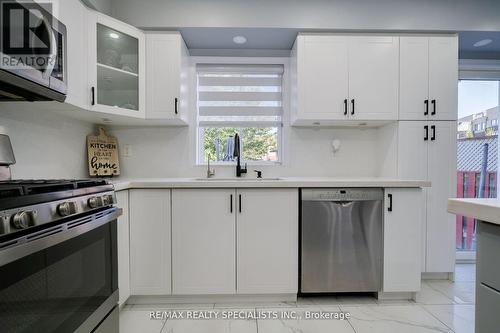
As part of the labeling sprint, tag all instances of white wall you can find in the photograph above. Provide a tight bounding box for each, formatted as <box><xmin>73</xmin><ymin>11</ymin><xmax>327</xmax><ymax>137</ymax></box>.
<box><xmin>109</xmin><ymin>56</ymin><xmax>397</xmax><ymax>180</ymax></box>
<box><xmin>111</xmin><ymin>0</ymin><xmax>500</xmax><ymax>32</ymax></box>
<box><xmin>109</xmin><ymin>123</ymin><xmax>396</xmax><ymax>179</ymax></box>
<box><xmin>0</xmin><ymin>103</ymin><xmax>397</xmax><ymax>180</ymax></box>
<box><xmin>0</xmin><ymin>108</ymin><xmax>94</xmax><ymax>179</ymax></box>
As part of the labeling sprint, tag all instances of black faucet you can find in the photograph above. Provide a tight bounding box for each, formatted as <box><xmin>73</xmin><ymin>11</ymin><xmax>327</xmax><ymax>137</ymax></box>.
<box><xmin>233</xmin><ymin>133</ymin><xmax>247</xmax><ymax>177</ymax></box>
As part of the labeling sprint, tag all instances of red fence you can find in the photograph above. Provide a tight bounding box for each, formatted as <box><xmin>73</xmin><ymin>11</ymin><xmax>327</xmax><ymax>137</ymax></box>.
<box><xmin>456</xmin><ymin>171</ymin><xmax>497</xmax><ymax>251</ymax></box>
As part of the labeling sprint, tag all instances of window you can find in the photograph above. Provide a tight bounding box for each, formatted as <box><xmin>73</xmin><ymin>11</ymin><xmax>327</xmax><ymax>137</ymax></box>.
<box><xmin>456</xmin><ymin>80</ymin><xmax>499</xmax><ymax>253</ymax></box>
<box><xmin>489</xmin><ymin>173</ymin><xmax>497</xmax><ymax>198</ymax></box>
<box><xmin>196</xmin><ymin>64</ymin><xmax>283</xmax><ymax>164</ymax></box>
<box><xmin>475</xmin><ymin>173</ymin><xmax>481</xmax><ymax>196</ymax></box>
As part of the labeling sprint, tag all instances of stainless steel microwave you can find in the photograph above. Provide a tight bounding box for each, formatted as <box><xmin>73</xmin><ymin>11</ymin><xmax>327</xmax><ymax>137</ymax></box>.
<box><xmin>0</xmin><ymin>0</ymin><xmax>67</xmax><ymax>102</ymax></box>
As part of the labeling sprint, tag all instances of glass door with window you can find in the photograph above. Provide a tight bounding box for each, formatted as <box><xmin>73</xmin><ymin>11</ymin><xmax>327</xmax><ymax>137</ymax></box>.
<box><xmin>88</xmin><ymin>12</ymin><xmax>145</xmax><ymax>118</ymax></box>
<box><xmin>456</xmin><ymin>80</ymin><xmax>499</xmax><ymax>259</ymax></box>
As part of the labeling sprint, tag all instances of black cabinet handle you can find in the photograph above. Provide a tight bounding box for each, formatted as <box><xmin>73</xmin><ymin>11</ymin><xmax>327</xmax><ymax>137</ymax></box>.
<box><xmin>388</xmin><ymin>194</ymin><xmax>393</xmax><ymax>212</ymax></box>
<box><xmin>351</xmin><ymin>99</ymin><xmax>355</xmax><ymax>115</ymax></box>
<box><xmin>424</xmin><ymin>100</ymin><xmax>429</xmax><ymax>116</ymax></box>
<box><xmin>424</xmin><ymin>125</ymin><xmax>429</xmax><ymax>141</ymax></box>
<box><xmin>431</xmin><ymin>99</ymin><xmax>436</xmax><ymax>115</ymax></box>
<box><xmin>431</xmin><ymin>125</ymin><xmax>436</xmax><ymax>141</ymax></box>
<box><xmin>343</xmin><ymin>99</ymin><xmax>348</xmax><ymax>116</ymax></box>
<box><xmin>174</xmin><ymin>98</ymin><xmax>178</xmax><ymax>114</ymax></box>
<box><xmin>230</xmin><ymin>194</ymin><xmax>233</xmax><ymax>213</ymax></box>
<box><xmin>238</xmin><ymin>194</ymin><xmax>242</xmax><ymax>213</ymax></box>
<box><xmin>91</xmin><ymin>87</ymin><xmax>95</xmax><ymax>105</ymax></box>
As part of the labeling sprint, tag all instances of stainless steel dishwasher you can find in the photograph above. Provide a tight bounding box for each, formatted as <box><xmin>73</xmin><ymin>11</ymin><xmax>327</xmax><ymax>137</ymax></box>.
<box><xmin>300</xmin><ymin>188</ymin><xmax>383</xmax><ymax>293</ymax></box>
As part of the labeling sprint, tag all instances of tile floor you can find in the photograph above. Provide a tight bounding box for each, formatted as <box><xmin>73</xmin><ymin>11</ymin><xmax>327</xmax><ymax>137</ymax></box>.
<box><xmin>120</xmin><ymin>264</ymin><xmax>476</xmax><ymax>333</ymax></box>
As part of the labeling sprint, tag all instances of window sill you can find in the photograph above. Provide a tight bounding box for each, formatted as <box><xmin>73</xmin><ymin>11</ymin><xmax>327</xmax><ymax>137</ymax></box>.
<box><xmin>197</xmin><ymin>161</ymin><xmax>282</xmax><ymax>167</ymax></box>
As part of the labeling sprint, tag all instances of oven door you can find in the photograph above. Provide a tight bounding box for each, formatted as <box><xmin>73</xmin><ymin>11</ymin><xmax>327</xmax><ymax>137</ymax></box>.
<box><xmin>0</xmin><ymin>208</ymin><xmax>120</xmax><ymax>333</ymax></box>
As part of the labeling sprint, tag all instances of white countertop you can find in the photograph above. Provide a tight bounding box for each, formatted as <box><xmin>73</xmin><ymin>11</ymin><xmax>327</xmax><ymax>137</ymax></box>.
<box><xmin>112</xmin><ymin>177</ymin><xmax>430</xmax><ymax>191</ymax></box>
<box><xmin>448</xmin><ymin>198</ymin><xmax>500</xmax><ymax>226</ymax></box>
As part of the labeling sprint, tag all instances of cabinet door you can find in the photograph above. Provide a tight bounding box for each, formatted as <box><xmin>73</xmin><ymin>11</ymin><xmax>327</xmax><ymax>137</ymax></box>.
<box><xmin>236</xmin><ymin>189</ymin><xmax>298</xmax><ymax>294</ymax></box>
<box><xmin>57</xmin><ymin>0</ymin><xmax>88</xmax><ymax>109</ymax></box>
<box><xmin>399</xmin><ymin>37</ymin><xmax>429</xmax><ymax>121</ymax></box>
<box><xmin>476</xmin><ymin>283</ymin><xmax>500</xmax><ymax>333</ymax></box>
<box><xmin>348</xmin><ymin>36</ymin><xmax>399</xmax><ymax>120</ymax></box>
<box><xmin>397</xmin><ymin>121</ymin><xmax>429</xmax><ymax>180</ymax></box>
<box><xmin>397</xmin><ymin>121</ymin><xmax>429</xmax><ymax>271</ymax></box>
<box><xmin>129</xmin><ymin>189</ymin><xmax>171</xmax><ymax>295</ymax></box>
<box><xmin>115</xmin><ymin>190</ymin><xmax>130</xmax><ymax>306</ymax></box>
<box><xmin>297</xmin><ymin>35</ymin><xmax>349</xmax><ymax>120</ymax></box>
<box><xmin>383</xmin><ymin>188</ymin><xmax>422</xmax><ymax>292</ymax></box>
<box><xmin>429</xmin><ymin>36</ymin><xmax>458</xmax><ymax>121</ymax></box>
<box><xmin>88</xmin><ymin>12</ymin><xmax>146</xmax><ymax>118</ymax></box>
<box><xmin>146</xmin><ymin>33</ymin><xmax>188</xmax><ymax>120</ymax></box>
<box><xmin>426</xmin><ymin>121</ymin><xmax>457</xmax><ymax>272</ymax></box>
<box><xmin>172</xmin><ymin>189</ymin><xmax>236</xmax><ymax>294</ymax></box>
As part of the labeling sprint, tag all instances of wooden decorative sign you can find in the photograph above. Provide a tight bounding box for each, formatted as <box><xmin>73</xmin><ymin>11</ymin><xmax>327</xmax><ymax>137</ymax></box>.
<box><xmin>87</xmin><ymin>127</ymin><xmax>120</xmax><ymax>177</ymax></box>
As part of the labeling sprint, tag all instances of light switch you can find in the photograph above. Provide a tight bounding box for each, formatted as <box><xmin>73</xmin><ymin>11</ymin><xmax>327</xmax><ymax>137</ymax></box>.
<box><xmin>122</xmin><ymin>144</ymin><xmax>132</xmax><ymax>157</ymax></box>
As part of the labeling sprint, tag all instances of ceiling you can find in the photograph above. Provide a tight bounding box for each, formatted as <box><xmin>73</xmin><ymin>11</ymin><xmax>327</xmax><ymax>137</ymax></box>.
<box><xmin>178</xmin><ymin>27</ymin><xmax>500</xmax><ymax>59</ymax></box>
<box><xmin>459</xmin><ymin>31</ymin><xmax>500</xmax><ymax>59</ymax></box>
<box><xmin>180</xmin><ymin>28</ymin><xmax>298</xmax><ymax>57</ymax></box>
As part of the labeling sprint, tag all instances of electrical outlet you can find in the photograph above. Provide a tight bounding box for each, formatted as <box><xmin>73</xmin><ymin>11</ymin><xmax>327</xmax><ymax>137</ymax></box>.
<box><xmin>122</xmin><ymin>144</ymin><xmax>132</xmax><ymax>157</ymax></box>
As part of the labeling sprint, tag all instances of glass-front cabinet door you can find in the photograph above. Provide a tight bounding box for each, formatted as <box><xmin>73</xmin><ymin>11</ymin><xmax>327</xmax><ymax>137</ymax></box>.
<box><xmin>88</xmin><ymin>12</ymin><xmax>145</xmax><ymax>118</ymax></box>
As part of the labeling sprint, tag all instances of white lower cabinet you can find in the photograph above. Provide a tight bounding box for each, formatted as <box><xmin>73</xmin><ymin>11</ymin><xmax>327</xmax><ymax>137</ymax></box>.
<box><xmin>116</xmin><ymin>190</ymin><xmax>130</xmax><ymax>305</ymax></box>
<box><xmin>397</xmin><ymin>121</ymin><xmax>457</xmax><ymax>273</ymax></box>
<box><xmin>383</xmin><ymin>188</ymin><xmax>422</xmax><ymax>292</ymax></box>
<box><xmin>129</xmin><ymin>189</ymin><xmax>171</xmax><ymax>295</ymax></box>
<box><xmin>426</xmin><ymin>122</ymin><xmax>457</xmax><ymax>272</ymax></box>
<box><xmin>125</xmin><ymin>186</ymin><xmax>421</xmax><ymax>297</ymax></box>
<box><xmin>171</xmin><ymin>188</ymin><xmax>298</xmax><ymax>295</ymax></box>
<box><xmin>172</xmin><ymin>189</ymin><xmax>236</xmax><ymax>294</ymax></box>
<box><xmin>237</xmin><ymin>189</ymin><xmax>298</xmax><ymax>294</ymax></box>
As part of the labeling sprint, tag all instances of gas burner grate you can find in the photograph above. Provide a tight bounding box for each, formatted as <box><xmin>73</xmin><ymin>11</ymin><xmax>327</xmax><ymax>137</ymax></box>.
<box><xmin>0</xmin><ymin>179</ymin><xmax>110</xmax><ymax>197</ymax></box>
<box><xmin>0</xmin><ymin>185</ymin><xmax>24</xmax><ymax>198</ymax></box>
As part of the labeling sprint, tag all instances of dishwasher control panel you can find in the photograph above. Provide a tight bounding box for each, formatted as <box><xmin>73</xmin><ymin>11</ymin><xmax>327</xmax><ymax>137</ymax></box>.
<box><xmin>301</xmin><ymin>188</ymin><xmax>384</xmax><ymax>201</ymax></box>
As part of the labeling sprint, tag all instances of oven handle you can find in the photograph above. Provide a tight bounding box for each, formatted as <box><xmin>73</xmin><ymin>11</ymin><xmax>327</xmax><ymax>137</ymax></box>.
<box><xmin>0</xmin><ymin>208</ymin><xmax>122</xmax><ymax>267</ymax></box>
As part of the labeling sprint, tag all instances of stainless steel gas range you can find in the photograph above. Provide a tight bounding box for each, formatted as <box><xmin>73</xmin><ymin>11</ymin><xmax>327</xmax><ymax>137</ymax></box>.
<box><xmin>0</xmin><ymin>179</ymin><xmax>122</xmax><ymax>333</ymax></box>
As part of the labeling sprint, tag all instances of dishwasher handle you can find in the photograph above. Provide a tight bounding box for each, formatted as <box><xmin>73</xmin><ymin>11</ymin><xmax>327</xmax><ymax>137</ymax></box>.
<box><xmin>387</xmin><ymin>194</ymin><xmax>393</xmax><ymax>212</ymax></box>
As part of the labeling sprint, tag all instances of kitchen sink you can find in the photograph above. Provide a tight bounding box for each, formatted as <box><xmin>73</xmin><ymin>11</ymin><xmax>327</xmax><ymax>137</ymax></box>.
<box><xmin>194</xmin><ymin>177</ymin><xmax>283</xmax><ymax>181</ymax></box>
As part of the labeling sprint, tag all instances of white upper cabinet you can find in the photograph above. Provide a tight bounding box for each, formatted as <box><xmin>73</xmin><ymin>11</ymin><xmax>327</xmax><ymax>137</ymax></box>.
<box><xmin>428</xmin><ymin>37</ymin><xmax>458</xmax><ymax>121</ymax></box>
<box><xmin>56</xmin><ymin>0</ymin><xmax>88</xmax><ymax>109</ymax></box>
<box><xmin>383</xmin><ymin>188</ymin><xmax>422</xmax><ymax>292</ymax></box>
<box><xmin>348</xmin><ymin>36</ymin><xmax>399</xmax><ymax>121</ymax></box>
<box><xmin>399</xmin><ymin>37</ymin><xmax>429</xmax><ymax>121</ymax></box>
<box><xmin>400</xmin><ymin>35</ymin><xmax>458</xmax><ymax>121</ymax></box>
<box><xmin>146</xmin><ymin>32</ymin><xmax>189</xmax><ymax>123</ymax></box>
<box><xmin>291</xmin><ymin>34</ymin><xmax>399</xmax><ymax>126</ymax></box>
<box><xmin>87</xmin><ymin>12</ymin><xmax>146</xmax><ymax>118</ymax></box>
<box><xmin>294</xmin><ymin>35</ymin><xmax>349</xmax><ymax>121</ymax></box>
<box><xmin>237</xmin><ymin>189</ymin><xmax>298</xmax><ymax>294</ymax></box>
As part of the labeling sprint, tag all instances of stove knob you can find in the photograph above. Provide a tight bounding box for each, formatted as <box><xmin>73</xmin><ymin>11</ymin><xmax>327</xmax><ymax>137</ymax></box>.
<box><xmin>102</xmin><ymin>195</ymin><xmax>113</xmax><ymax>206</ymax></box>
<box><xmin>57</xmin><ymin>202</ymin><xmax>77</xmax><ymax>217</ymax></box>
<box><xmin>87</xmin><ymin>197</ymin><xmax>100</xmax><ymax>209</ymax></box>
<box><xmin>11</xmin><ymin>211</ymin><xmax>36</xmax><ymax>229</ymax></box>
